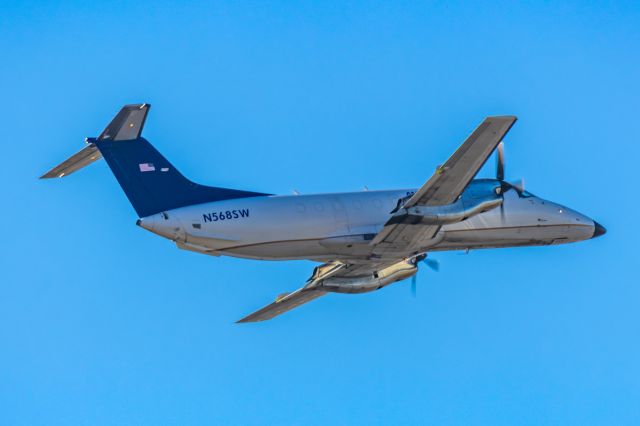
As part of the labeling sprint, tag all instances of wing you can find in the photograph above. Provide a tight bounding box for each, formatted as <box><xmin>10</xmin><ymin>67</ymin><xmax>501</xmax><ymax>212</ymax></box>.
<box><xmin>404</xmin><ymin>116</ymin><xmax>517</xmax><ymax>207</ymax></box>
<box><xmin>236</xmin><ymin>287</ymin><xmax>327</xmax><ymax>323</ymax></box>
<box><xmin>371</xmin><ymin>116</ymin><xmax>517</xmax><ymax>254</ymax></box>
<box><xmin>237</xmin><ymin>260</ymin><xmax>390</xmax><ymax>323</ymax></box>
<box><xmin>238</xmin><ymin>116</ymin><xmax>517</xmax><ymax>322</ymax></box>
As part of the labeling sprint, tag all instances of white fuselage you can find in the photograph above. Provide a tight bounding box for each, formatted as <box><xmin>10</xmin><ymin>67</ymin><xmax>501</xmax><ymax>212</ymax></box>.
<box><xmin>138</xmin><ymin>179</ymin><xmax>597</xmax><ymax>262</ymax></box>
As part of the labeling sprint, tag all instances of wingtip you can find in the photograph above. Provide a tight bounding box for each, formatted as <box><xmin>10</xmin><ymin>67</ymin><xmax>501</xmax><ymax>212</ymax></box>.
<box><xmin>39</xmin><ymin>171</ymin><xmax>64</xmax><ymax>179</ymax></box>
<box><xmin>235</xmin><ymin>318</ymin><xmax>257</xmax><ymax>324</ymax></box>
<box><xmin>122</xmin><ymin>102</ymin><xmax>151</xmax><ymax>109</ymax></box>
<box><xmin>487</xmin><ymin>115</ymin><xmax>518</xmax><ymax>121</ymax></box>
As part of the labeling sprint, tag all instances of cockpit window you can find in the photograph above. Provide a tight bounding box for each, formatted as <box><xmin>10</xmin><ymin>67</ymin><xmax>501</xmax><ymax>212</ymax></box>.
<box><xmin>517</xmin><ymin>189</ymin><xmax>535</xmax><ymax>198</ymax></box>
<box><xmin>497</xmin><ymin>181</ymin><xmax>536</xmax><ymax>198</ymax></box>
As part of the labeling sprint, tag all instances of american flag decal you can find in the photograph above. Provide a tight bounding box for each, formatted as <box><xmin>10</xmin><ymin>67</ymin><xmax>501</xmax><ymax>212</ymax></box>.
<box><xmin>139</xmin><ymin>163</ymin><xmax>155</xmax><ymax>172</ymax></box>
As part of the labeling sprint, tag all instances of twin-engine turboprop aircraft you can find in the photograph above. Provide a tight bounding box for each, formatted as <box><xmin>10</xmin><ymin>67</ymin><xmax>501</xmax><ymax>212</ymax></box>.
<box><xmin>42</xmin><ymin>104</ymin><xmax>606</xmax><ymax>322</ymax></box>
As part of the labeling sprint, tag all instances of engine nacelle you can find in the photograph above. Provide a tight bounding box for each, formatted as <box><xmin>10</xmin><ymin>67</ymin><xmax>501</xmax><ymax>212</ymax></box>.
<box><xmin>388</xmin><ymin>191</ymin><xmax>502</xmax><ymax>226</ymax></box>
<box><xmin>315</xmin><ymin>259</ymin><xmax>417</xmax><ymax>294</ymax></box>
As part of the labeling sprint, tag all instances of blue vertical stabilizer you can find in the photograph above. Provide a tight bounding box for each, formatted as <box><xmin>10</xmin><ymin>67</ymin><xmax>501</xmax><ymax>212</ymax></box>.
<box><xmin>42</xmin><ymin>103</ymin><xmax>269</xmax><ymax>217</ymax></box>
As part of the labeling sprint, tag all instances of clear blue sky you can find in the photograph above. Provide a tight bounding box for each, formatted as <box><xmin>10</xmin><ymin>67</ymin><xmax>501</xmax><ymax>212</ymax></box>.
<box><xmin>1</xmin><ymin>1</ymin><xmax>638</xmax><ymax>425</ymax></box>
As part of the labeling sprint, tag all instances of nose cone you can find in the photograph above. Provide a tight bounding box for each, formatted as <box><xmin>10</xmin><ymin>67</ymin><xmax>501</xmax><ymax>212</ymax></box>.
<box><xmin>592</xmin><ymin>221</ymin><xmax>607</xmax><ymax>239</ymax></box>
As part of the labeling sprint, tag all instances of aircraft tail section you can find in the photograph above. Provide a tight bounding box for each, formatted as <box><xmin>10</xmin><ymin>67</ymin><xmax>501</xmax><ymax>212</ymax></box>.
<box><xmin>40</xmin><ymin>104</ymin><xmax>148</xmax><ymax>179</ymax></box>
<box><xmin>40</xmin><ymin>141</ymin><xmax>102</xmax><ymax>179</ymax></box>
<box><xmin>41</xmin><ymin>103</ymin><xmax>269</xmax><ymax>217</ymax></box>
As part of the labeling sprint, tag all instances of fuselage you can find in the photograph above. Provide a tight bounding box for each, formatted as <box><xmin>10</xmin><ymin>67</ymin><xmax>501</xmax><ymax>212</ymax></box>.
<box><xmin>138</xmin><ymin>179</ymin><xmax>599</xmax><ymax>262</ymax></box>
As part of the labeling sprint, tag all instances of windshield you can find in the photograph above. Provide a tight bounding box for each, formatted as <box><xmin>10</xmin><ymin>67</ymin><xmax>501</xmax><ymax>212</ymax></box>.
<box><xmin>498</xmin><ymin>181</ymin><xmax>536</xmax><ymax>198</ymax></box>
<box><xmin>516</xmin><ymin>188</ymin><xmax>535</xmax><ymax>198</ymax></box>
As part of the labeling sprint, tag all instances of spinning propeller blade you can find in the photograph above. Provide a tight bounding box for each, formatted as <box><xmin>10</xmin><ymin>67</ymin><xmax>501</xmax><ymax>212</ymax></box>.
<box><xmin>496</xmin><ymin>142</ymin><xmax>505</xmax><ymax>181</ymax></box>
<box><xmin>512</xmin><ymin>177</ymin><xmax>525</xmax><ymax>192</ymax></box>
<box><xmin>410</xmin><ymin>255</ymin><xmax>440</xmax><ymax>297</ymax></box>
<box><xmin>496</xmin><ymin>141</ymin><xmax>506</xmax><ymax>220</ymax></box>
<box><xmin>424</xmin><ymin>258</ymin><xmax>440</xmax><ymax>272</ymax></box>
<box><xmin>411</xmin><ymin>275</ymin><xmax>417</xmax><ymax>297</ymax></box>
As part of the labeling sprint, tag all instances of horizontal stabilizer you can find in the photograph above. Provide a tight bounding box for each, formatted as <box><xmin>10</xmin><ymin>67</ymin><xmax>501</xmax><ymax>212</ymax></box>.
<box><xmin>237</xmin><ymin>288</ymin><xmax>326</xmax><ymax>323</ymax></box>
<box><xmin>40</xmin><ymin>104</ymin><xmax>150</xmax><ymax>179</ymax></box>
<box><xmin>40</xmin><ymin>142</ymin><xmax>101</xmax><ymax>179</ymax></box>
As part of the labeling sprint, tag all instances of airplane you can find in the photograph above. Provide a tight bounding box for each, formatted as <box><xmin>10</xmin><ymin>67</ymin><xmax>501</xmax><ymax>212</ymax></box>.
<box><xmin>41</xmin><ymin>104</ymin><xmax>606</xmax><ymax>322</ymax></box>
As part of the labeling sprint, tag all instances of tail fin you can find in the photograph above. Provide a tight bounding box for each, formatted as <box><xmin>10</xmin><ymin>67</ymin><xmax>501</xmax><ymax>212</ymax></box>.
<box><xmin>40</xmin><ymin>104</ymin><xmax>149</xmax><ymax>179</ymax></box>
<box><xmin>42</xmin><ymin>103</ymin><xmax>269</xmax><ymax>217</ymax></box>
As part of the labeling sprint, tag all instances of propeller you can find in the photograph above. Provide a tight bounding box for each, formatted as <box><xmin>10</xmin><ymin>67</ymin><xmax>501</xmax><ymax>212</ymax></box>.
<box><xmin>410</xmin><ymin>255</ymin><xmax>439</xmax><ymax>297</ymax></box>
<box><xmin>512</xmin><ymin>177</ymin><xmax>525</xmax><ymax>192</ymax></box>
<box><xmin>495</xmin><ymin>142</ymin><xmax>507</xmax><ymax>221</ymax></box>
<box><xmin>496</xmin><ymin>142</ymin><xmax>507</xmax><ymax>222</ymax></box>
<box><xmin>496</xmin><ymin>141</ymin><xmax>505</xmax><ymax>181</ymax></box>
<box><xmin>495</xmin><ymin>142</ymin><xmax>528</xmax><ymax>222</ymax></box>
<box><xmin>496</xmin><ymin>141</ymin><xmax>528</xmax><ymax>221</ymax></box>
<box><xmin>424</xmin><ymin>258</ymin><xmax>440</xmax><ymax>271</ymax></box>
<box><xmin>496</xmin><ymin>141</ymin><xmax>526</xmax><ymax>191</ymax></box>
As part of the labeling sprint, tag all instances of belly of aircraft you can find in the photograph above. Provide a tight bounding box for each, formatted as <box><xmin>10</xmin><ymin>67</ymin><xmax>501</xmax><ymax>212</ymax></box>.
<box><xmin>218</xmin><ymin>222</ymin><xmax>594</xmax><ymax>261</ymax></box>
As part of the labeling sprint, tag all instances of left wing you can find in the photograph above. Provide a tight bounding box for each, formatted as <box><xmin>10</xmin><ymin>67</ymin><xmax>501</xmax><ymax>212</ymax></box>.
<box><xmin>403</xmin><ymin>116</ymin><xmax>516</xmax><ymax>208</ymax></box>
<box><xmin>371</xmin><ymin>116</ymin><xmax>516</xmax><ymax>255</ymax></box>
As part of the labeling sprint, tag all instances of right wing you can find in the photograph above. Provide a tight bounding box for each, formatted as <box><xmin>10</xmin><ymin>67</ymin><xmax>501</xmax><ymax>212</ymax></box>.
<box><xmin>236</xmin><ymin>287</ymin><xmax>327</xmax><ymax>323</ymax></box>
<box><xmin>236</xmin><ymin>260</ymin><xmax>393</xmax><ymax>323</ymax></box>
